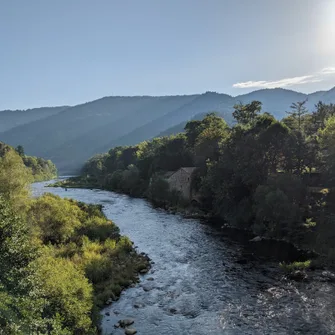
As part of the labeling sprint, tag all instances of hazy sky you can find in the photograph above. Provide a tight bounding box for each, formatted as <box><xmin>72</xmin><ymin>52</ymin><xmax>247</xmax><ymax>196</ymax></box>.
<box><xmin>1</xmin><ymin>0</ymin><xmax>335</xmax><ymax>109</ymax></box>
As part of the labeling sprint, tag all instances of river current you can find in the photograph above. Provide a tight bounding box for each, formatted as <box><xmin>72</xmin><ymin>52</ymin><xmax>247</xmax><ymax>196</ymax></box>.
<box><xmin>32</xmin><ymin>180</ymin><xmax>335</xmax><ymax>335</ymax></box>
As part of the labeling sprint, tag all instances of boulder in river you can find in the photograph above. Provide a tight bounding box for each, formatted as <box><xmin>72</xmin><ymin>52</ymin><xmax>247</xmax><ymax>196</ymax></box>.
<box><xmin>250</xmin><ymin>236</ymin><xmax>262</xmax><ymax>242</ymax></box>
<box><xmin>119</xmin><ymin>319</ymin><xmax>134</xmax><ymax>327</ymax></box>
<box><xmin>289</xmin><ymin>270</ymin><xmax>308</xmax><ymax>281</ymax></box>
<box><xmin>125</xmin><ymin>328</ymin><xmax>137</xmax><ymax>335</ymax></box>
<box><xmin>321</xmin><ymin>271</ymin><xmax>335</xmax><ymax>282</ymax></box>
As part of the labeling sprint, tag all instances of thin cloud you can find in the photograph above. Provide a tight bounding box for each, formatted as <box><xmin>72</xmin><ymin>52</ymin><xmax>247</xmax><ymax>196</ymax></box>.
<box><xmin>319</xmin><ymin>67</ymin><xmax>335</xmax><ymax>75</ymax></box>
<box><xmin>233</xmin><ymin>66</ymin><xmax>335</xmax><ymax>89</ymax></box>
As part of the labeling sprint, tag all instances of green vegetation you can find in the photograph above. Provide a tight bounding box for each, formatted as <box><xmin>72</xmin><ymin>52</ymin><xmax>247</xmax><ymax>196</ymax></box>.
<box><xmin>280</xmin><ymin>260</ymin><xmax>312</xmax><ymax>273</ymax></box>
<box><xmin>82</xmin><ymin>101</ymin><xmax>335</xmax><ymax>266</ymax></box>
<box><xmin>0</xmin><ymin>142</ymin><xmax>57</xmax><ymax>182</ymax></box>
<box><xmin>1</xmin><ymin>88</ymin><xmax>334</xmax><ymax>174</ymax></box>
<box><xmin>0</xmin><ymin>149</ymin><xmax>149</xmax><ymax>334</ymax></box>
<box><xmin>22</xmin><ymin>154</ymin><xmax>57</xmax><ymax>181</ymax></box>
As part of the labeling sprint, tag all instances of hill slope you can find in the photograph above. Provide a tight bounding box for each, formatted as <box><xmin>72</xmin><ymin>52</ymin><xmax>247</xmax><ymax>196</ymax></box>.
<box><xmin>0</xmin><ymin>87</ymin><xmax>334</xmax><ymax>173</ymax></box>
<box><xmin>0</xmin><ymin>106</ymin><xmax>69</xmax><ymax>132</ymax></box>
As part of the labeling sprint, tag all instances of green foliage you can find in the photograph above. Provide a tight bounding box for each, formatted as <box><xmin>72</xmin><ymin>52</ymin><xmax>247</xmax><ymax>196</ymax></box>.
<box><xmin>0</xmin><ymin>142</ymin><xmax>57</xmax><ymax>183</ymax></box>
<box><xmin>319</xmin><ymin>116</ymin><xmax>335</xmax><ymax>185</ymax></box>
<box><xmin>15</xmin><ymin>145</ymin><xmax>25</xmax><ymax>157</ymax></box>
<box><xmin>29</xmin><ymin>193</ymin><xmax>84</xmax><ymax>244</ymax></box>
<box><xmin>0</xmin><ymin>150</ymin><xmax>32</xmax><ymax>213</ymax></box>
<box><xmin>80</xmin><ymin>100</ymin><xmax>335</xmax><ymax>265</ymax></box>
<box><xmin>253</xmin><ymin>175</ymin><xmax>304</xmax><ymax>238</ymax></box>
<box><xmin>147</xmin><ymin>174</ymin><xmax>182</xmax><ymax>207</ymax></box>
<box><xmin>280</xmin><ymin>260</ymin><xmax>311</xmax><ymax>273</ymax></box>
<box><xmin>0</xmin><ymin>146</ymin><xmax>148</xmax><ymax>333</ymax></box>
<box><xmin>23</xmin><ymin>155</ymin><xmax>57</xmax><ymax>182</ymax></box>
<box><xmin>232</xmin><ymin>100</ymin><xmax>262</xmax><ymax>125</ymax></box>
<box><xmin>27</xmin><ymin>253</ymin><xmax>94</xmax><ymax>333</ymax></box>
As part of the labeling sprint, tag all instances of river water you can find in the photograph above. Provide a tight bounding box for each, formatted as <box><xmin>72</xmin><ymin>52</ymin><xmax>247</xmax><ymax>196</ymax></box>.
<box><xmin>32</xmin><ymin>181</ymin><xmax>335</xmax><ymax>335</ymax></box>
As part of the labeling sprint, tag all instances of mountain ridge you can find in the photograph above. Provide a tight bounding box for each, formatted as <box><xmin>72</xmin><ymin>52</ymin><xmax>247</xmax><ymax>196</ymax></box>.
<box><xmin>1</xmin><ymin>86</ymin><xmax>334</xmax><ymax>173</ymax></box>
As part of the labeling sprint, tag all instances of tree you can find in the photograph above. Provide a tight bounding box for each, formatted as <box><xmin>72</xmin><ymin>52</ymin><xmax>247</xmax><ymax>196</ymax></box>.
<box><xmin>286</xmin><ymin>100</ymin><xmax>308</xmax><ymax>133</ymax></box>
<box><xmin>28</xmin><ymin>194</ymin><xmax>83</xmax><ymax>244</ymax></box>
<box><xmin>252</xmin><ymin>174</ymin><xmax>306</xmax><ymax>238</ymax></box>
<box><xmin>283</xmin><ymin>100</ymin><xmax>310</xmax><ymax>175</ymax></box>
<box><xmin>232</xmin><ymin>101</ymin><xmax>262</xmax><ymax>125</ymax></box>
<box><xmin>27</xmin><ymin>254</ymin><xmax>93</xmax><ymax>333</ymax></box>
<box><xmin>194</xmin><ymin>114</ymin><xmax>229</xmax><ymax>163</ymax></box>
<box><xmin>319</xmin><ymin>116</ymin><xmax>335</xmax><ymax>184</ymax></box>
<box><xmin>15</xmin><ymin>145</ymin><xmax>25</xmax><ymax>157</ymax></box>
<box><xmin>0</xmin><ymin>150</ymin><xmax>32</xmax><ymax>212</ymax></box>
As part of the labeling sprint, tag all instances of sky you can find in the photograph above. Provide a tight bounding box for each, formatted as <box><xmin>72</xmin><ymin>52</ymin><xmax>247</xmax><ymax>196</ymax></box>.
<box><xmin>1</xmin><ymin>0</ymin><xmax>335</xmax><ymax>110</ymax></box>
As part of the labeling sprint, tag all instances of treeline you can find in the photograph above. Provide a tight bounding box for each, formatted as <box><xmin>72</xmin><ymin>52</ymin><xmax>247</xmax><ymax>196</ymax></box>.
<box><xmin>82</xmin><ymin>100</ymin><xmax>335</xmax><ymax>262</ymax></box>
<box><xmin>0</xmin><ymin>142</ymin><xmax>57</xmax><ymax>181</ymax></box>
<box><xmin>0</xmin><ymin>149</ymin><xmax>149</xmax><ymax>334</ymax></box>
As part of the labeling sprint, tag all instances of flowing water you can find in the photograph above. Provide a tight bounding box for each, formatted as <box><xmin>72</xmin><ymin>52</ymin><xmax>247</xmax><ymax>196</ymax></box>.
<box><xmin>32</xmin><ymin>181</ymin><xmax>335</xmax><ymax>335</ymax></box>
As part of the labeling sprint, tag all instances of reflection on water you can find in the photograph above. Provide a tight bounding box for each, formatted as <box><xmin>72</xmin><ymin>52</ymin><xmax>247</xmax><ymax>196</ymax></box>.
<box><xmin>32</xmin><ymin>180</ymin><xmax>335</xmax><ymax>335</ymax></box>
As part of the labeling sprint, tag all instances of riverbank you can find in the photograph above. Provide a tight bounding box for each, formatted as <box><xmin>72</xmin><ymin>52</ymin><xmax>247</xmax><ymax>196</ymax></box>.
<box><xmin>32</xmin><ymin>182</ymin><xmax>335</xmax><ymax>334</ymax></box>
<box><xmin>48</xmin><ymin>176</ymin><xmax>328</xmax><ymax>278</ymax></box>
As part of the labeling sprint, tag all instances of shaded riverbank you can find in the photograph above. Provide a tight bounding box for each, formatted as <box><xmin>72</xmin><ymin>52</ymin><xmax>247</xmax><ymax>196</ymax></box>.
<box><xmin>33</xmin><ymin>180</ymin><xmax>335</xmax><ymax>334</ymax></box>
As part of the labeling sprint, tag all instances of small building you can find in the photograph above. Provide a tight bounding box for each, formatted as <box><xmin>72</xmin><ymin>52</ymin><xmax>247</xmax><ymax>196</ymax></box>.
<box><xmin>164</xmin><ymin>167</ymin><xmax>197</xmax><ymax>201</ymax></box>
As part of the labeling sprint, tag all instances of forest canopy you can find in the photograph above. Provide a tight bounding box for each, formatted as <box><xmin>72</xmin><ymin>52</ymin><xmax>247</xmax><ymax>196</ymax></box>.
<box><xmin>82</xmin><ymin>101</ymin><xmax>335</xmax><ymax>264</ymax></box>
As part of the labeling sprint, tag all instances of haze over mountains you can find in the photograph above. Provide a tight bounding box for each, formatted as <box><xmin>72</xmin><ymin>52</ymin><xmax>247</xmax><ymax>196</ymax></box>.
<box><xmin>1</xmin><ymin>87</ymin><xmax>335</xmax><ymax>173</ymax></box>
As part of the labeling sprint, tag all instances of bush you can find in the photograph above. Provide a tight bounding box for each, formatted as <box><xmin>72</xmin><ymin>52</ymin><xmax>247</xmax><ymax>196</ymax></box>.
<box><xmin>29</xmin><ymin>194</ymin><xmax>83</xmax><ymax>244</ymax></box>
<box><xmin>27</xmin><ymin>254</ymin><xmax>94</xmax><ymax>333</ymax></box>
<box><xmin>280</xmin><ymin>260</ymin><xmax>311</xmax><ymax>273</ymax></box>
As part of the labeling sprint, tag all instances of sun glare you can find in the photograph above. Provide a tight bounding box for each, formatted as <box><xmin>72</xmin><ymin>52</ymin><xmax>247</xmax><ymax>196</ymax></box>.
<box><xmin>324</xmin><ymin>1</ymin><xmax>335</xmax><ymax>36</ymax></box>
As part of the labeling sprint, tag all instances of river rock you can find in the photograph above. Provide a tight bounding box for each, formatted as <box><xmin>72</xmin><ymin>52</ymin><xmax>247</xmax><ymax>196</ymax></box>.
<box><xmin>321</xmin><ymin>271</ymin><xmax>335</xmax><ymax>282</ymax></box>
<box><xmin>147</xmin><ymin>277</ymin><xmax>154</xmax><ymax>281</ymax></box>
<box><xmin>142</xmin><ymin>285</ymin><xmax>152</xmax><ymax>292</ymax></box>
<box><xmin>105</xmin><ymin>311</ymin><xmax>110</xmax><ymax>316</ymax></box>
<box><xmin>250</xmin><ymin>236</ymin><xmax>262</xmax><ymax>242</ymax></box>
<box><xmin>125</xmin><ymin>328</ymin><xmax>137</xmax><ymax>335</ymax></box>
<box><xmin>140</xmin><ymin>268</ymin><xmax>148</xmax><ymax>274</ymax></box>
<box><xmin>114</xmin><ymin>322</ymin><xmax>120</xmax><ymax>328</ymax></box>
<box><xmin>289</xmin><ymin>270</ymin><xmax>307</xmax><ymax>281</ymax></box>
<box><xmin>119</xmin><ymin>319</ymin><xmax>134</xmax><ymax>327</ymax></box>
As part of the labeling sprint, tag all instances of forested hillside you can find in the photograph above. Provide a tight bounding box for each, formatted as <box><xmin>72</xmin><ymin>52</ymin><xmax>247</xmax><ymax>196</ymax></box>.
<box><xmin>0</xmin><ymin>142</ymin><xmax>57</xmax><ymax>181</ymax></box>
<box><xmin>1</xmin><ymin>87</ymin><xmax>335</xmax><ymax>173</ymax></box>
<box><xmin>81</xmin><ymin>100</ymin><xmax>335</xmax><ymax>265</ymax></box>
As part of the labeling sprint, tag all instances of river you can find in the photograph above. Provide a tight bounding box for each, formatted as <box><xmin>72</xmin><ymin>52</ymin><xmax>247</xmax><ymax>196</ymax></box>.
<box><xmin>32</xmin><ymin>180</ymin><xmax>335</xmax><ymax>335</ymax></box>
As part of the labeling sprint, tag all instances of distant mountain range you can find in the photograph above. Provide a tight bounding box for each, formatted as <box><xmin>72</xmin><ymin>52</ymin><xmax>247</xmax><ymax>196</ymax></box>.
<box><xmin>1</xmin><ymin>87</ymin><xmax>334</xmax><ymax>173</ymax></box>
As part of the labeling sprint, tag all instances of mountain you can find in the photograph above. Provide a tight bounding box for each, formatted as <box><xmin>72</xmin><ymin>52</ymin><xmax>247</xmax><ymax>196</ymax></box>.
<box><xmin>0</xmin><ymin>106</ymin><xmax>68</xmax><ymax>133</ymax></box>
<box><xmin>0</xmin><ymin>87</ymin><xmax>334</xmax><ymax>173</ymax></box>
